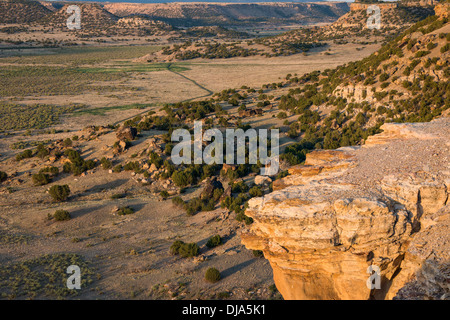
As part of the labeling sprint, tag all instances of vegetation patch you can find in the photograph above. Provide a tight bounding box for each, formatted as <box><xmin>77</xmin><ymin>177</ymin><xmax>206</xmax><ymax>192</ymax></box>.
<box><xmin>0</xmin><ymin>253</ymin><xmax>96</xmax><ymax>299</ymax></box>
<box><xmin>205</xmin><ymin>267</ymin><xmax>221</xmax><ymax>283</ymax></box>
<box><xmin>0</xmin><ymin>103</ymin><xmax>81</xmax><ymax>131</ymax></box>
<box><xmin>48</xmin><ymin>185</ymin><xmax>71</xmax><ymax>202</ymax></box>
<box><xmin>53</xmin><ymin>210</ymin><xmax>71</xmax><ymax>221</ymax></box>
<box><xmin>206</xmin><ymin>235</ymin><xmax>222</xmax><ymax>248</ymax></box>
<box><xmin>117</xmin><ymin>206</ymin><xmax>135</xmax><ymax>216</ymax></box>
<box><xmin>0</xmin><ymin>230</ymin><xmax>32</xmax><ymax>245</ymax></box>
<box><xmin>0</xmin><ymin>66</ymin><xmax>125</xmax><ymax>97</ymax></box>
<box><xmin>170</xmin><ymin>240</ymin><xmax>200</xmax><ymax>258</ymax></box>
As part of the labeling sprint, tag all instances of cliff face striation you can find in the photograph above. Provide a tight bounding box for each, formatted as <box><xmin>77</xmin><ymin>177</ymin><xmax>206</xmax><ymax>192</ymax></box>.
<box><xmin>241</xmin><ymin>116</ymin><xmax>450</xmax><ymax>300</ymax></box>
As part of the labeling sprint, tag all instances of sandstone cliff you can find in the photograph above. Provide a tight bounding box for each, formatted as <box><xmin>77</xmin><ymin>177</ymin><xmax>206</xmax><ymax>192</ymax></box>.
<box><xmin>241</xmin><ymin>116</ymin><xmax>449</xmax><ymax>300</ymax></box>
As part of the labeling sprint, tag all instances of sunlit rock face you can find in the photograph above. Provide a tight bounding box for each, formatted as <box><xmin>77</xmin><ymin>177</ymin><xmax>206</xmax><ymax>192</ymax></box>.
<box><xmin>242</xmin><ymin>117</ymin><xmax>450</xmax><ymax>300</ymax></box>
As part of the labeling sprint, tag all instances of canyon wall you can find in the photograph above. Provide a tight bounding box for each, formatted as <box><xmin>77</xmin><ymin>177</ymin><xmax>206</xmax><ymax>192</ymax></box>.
<box><xmin>241</xmin><ymin>117</ymin><xmax>449</xmax><ymax>300</ymax></box>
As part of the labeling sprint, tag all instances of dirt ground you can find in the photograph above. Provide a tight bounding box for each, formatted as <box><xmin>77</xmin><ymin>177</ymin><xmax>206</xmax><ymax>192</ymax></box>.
<box><xmin>0</xmin><ymin>39</ymin><xmax>380</xmax><ymax>300</ymax></box>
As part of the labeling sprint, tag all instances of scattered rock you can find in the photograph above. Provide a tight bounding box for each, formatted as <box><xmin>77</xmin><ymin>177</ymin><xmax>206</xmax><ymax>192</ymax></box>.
<box><xmin>254</xmin><ymin>175</ymin><xmax>272</xmax><ymax>186</ymax></box>
<box><xmin>200</xmin><ymin>177</ymin><xmax>223</xmax><ymax>200</ymax></box>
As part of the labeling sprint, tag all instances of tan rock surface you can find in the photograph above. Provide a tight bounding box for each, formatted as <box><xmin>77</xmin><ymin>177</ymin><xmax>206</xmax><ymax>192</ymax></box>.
<box><xmin>242</xmin><ymin>117</ymin><xmax>450</xmax><ymax>299</ymax></box>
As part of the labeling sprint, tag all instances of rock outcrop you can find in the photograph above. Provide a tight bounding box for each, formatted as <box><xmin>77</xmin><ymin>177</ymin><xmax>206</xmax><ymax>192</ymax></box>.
<box><xmin>241</xmin><ymin>117</ymin><xmax>449</xmax><ymax>300</ymax></box>
<box><xmin>116</xmin><ymin>126</ymin><xmax>137</xmax><ymax>142</ymax></box>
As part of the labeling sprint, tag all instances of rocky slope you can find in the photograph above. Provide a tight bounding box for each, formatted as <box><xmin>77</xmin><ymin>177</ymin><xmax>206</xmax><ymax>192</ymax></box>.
<box><xmin>0</xmin><ymin>0</ymin><xmax>51</xmax><ymax>24</ymax></box>
<box><xmin>241</xmin><ymin>116</ymin><xmax>449</xmax><ymax>299</ymax></box>
<box><xmin>333</xmin><ymin>7</ymin><xmax>450</xmax><ymax>106</ymax></box>
<box><xmin>40</xmin><ymin>3</ymin><xmax>119</xmax><ymax>30</ymax></box>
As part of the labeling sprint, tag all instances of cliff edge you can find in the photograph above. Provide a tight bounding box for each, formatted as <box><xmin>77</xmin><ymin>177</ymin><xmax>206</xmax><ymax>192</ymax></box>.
<box><xmin>242</xmin><ymin>116</ymin><xmax>449</xmax><ymax>300</ymax></box>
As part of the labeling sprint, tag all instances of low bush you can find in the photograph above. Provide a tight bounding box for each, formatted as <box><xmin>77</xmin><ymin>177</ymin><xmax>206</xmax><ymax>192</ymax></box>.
<box><xmin>100</xmin><ymin>157</ymin><xmax>112</xmax><ymax>170</ymax></box>
<box><xmin>117</xmin><ymin>206</ymin><xmax>134</xmax><ymax>216</ymax></box>
<box><xmin>110</xmin><ymin>193</ymin><xmax>126</xmax><ymax>199</ymax></box>
<box><xmin>236</xmin><ymin>212</ymin><xmax>253</xmax><ymax>225</ymax></box>
<box><xmin>113</xmin><ymin>164</ymin><xmax>122</xmax><ymax>173</ymax></box>
<box><xmin>63</xmin><ymin>149</ymin><xmax>95</xmax><ymax>176</ymax></box>
<box><xmin>249</xmin><ymin>186</ymin><xmax>263</xmax><ymax>197</ymax></box>
<box><xmin>171</xmin><ymin>196</ymin><xmax>185</xmax><ymax>207</ymax></box>
<box><xmin>160</xmin><ymin>191</ymin><xmax>169</xmax><ymax>200</ymax></box>
<box><xmin>36</xmin><ymin>144</ymin><xmax>49</xmax><ymax>159</ymax></box>
<box><xmin>39</xmin><ymin>166</ymin><xmax>59</xmax><ymax>176</ymax></box>
<box><xmin>53</xmin><ymin>210</ymin><xmax>71</xmax><ymax>221</ymax></box>
<box><xmin>252</xmin><ymin>250</ymin><xmax>264</xmax><ymax>258</ymax></box>
<box><xmin>206</xmin><ymin>235</ymin><xmax>222</xmax><ymax>248</ymax></box>
<box><xmin>205</xmin><ymin>268</ymin><xmax>221</xmax><ymax>283</ymax></box>
<box><xmin>123</xmin><ymin>161</ymin><xmax>141</xmax><ymax>173</ymax></box>
<box><xmin>231</xmin><ymin>181</ymin><xmax>249</xmax><ymax>193</ymax></box>
<box><xmin>170</xmin><ymin>240</ymin><xmax>199</xmax><ymax>258</ymax></box>
<box><xmin>16</xmin><ymin>149</ymin><xmax>33</xmax><ymax>161</ymax></box>
<box><xmin>63</xmin><ymin>138</ymin><xmax>72</xmax><ymax>148</ymax></box>
<box><xmin>184</xmin><ymin>197</ymin><xmax>203</xmax><ymax>216</ymax></box>
<box><xmin>32</xmin><ymin>173</ymin><xmax>51</xmax><ymax>186</ymax></box>
<box><xmin>0</xmin><ymin>171</ymin><xmax>7</xmax><ymax>183</ymax></box>
<box><xmin>48</xmin><ymin>185</ymin><xmax>70</xmax><ymax>202</ymax></box>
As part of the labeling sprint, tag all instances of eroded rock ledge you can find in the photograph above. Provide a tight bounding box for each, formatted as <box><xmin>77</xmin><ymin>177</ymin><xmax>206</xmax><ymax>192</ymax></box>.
<box><xmin>241</xmin><ymin>117</ymin><xmax>450</xmax><ymax>300</ymax></box>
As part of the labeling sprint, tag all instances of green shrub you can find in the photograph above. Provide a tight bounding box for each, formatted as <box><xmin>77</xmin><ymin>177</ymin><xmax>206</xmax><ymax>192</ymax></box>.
<box><xmin>178</xmin><ymin>243</ymin><xmax>200</xmax><ymax>258</ymax></box>
<box><xmin>117</xmin><ymin>206</ymin><xmax>134</xmax><ymax>216</ymax></box>
<box><xmin>206</xmin><ymin>235</ymin><xmax>222</xmax><ymax>248</ymax></box>
<box><xmin>160</xmin><ymin>191</ymin><xmax>169</xmax><ymax>200</ymax></box>
<box><xmin>441</xmin><ymin>43</ymin><xmax>450</xmax><ymax>53</ymax></box>
<box><xmin>164</xmin><ymin>143</ymin><xmax>173</xmax><ymax>156</ymax></box>
<box><xmin>170</xmin><ymin>240</ymin><xmax>200</xmax><ymax>258</ymax></box>
<box><xmin>39</xmin><ymin>166</ymin><xmax>59</xmax><ymax>176</ymax></box>
<box><xmin>53</xmin><ymin>210</ymin><xmax>71</xmax><ymax>221</ymax></box>
<box><xmin>217</xmin><ymin>291</ymin><xmax>230</xmax><ymax>299</ymax></box>
<box><xmin>63</xmin><ymin>149</ymin><xmax>95</xmax><ymax>176</ymax></box>
<box><xmin>170</xmin><ymin>240</ymin><xmax>184</xmax><ymax>255</ymax></box>
<box><xmin>276</xmin><ymin>111</ymin><xmax>287</xmax><ymax>119</ymax></box>
<box><xmin>236</xmin><ymin>212</ymin><xmax>253</xmax><ymax>225</ymax></box>
<box><xmin>201</xmin><ymin>198</ymin><xmax>216</xmax><ymax>212</ymax></box>
<box><xmin>48</xmin><ymin>185</ymin><xmax>70</xmax><ymax>202</ymax></box>
<box><xmin>36</xmin><ymin>144</ymin><xmax>49</xmax><ymax>159</ymax></box>
<box><xmin>231</xmin><ymin>181</ymin><xmax>249</xmax><ymax>193</ymax></box>
<box><xmin>123</xmin><ymin>161</ymin><xmax>141</xmax><ymax>173</ymax></box>
<box><xmin>379</xmin><ymin>73</ymin><xmax>389</xmax><ymax>82</ymax></box>
<box><xmin>110</xmin><ymin>193</ymin><xmax>126</xmax><ymax>199</ymax></box>
<box><xmin>380</xmin><ymin>82</ymin><xmax>390</xmax><ymax>89</ymax></box>
<box><xmin>205</xmin><ymin>268</ymin><xmax>221</xmax><ymax>283</ymax></box>
<box><xmin>414</xmin><ymin>50</ymin><xmax>430</xmax><ymax>58</ymax></box>
<box><xmin>184</xmin><ymin>197</ymin><xmax>203</xmax><ymax>216</ymax></box>
<box><xmin>16</xmin><ymin>149</ymin><xmax>33</xmax><ymax>161</ymax></box>
<box><xmin>113</xmin><ymin>164</ymin><xmax>122</xmax><ymax>173</ymax></box>
<box><xmin>32</xmin><ymin>173</ymin><xmax>51</xmax><ymax>186</ymax></box>
<box><xmin>171</xmin><ymin>170</ymin><xmax>194</xmax><ymax>187</ymax></box>
<box><xmin>268</xmin><ymin>284</ymin><xmax>278</xmax><ymax>293</ymax></box>
<box><xmin>0</xmin><ymin>171</ymin><xmax>8</xmax><ymax>183</ymax></box>
<box><xmin>172</xmin><ymin>196</ymin><xmax>185</xmax><ymax>207</ymax></box>
<box><xmin>249</xmin><ymin>186</ymin><xmax>263</xmax><ymax>197</ymax></box>
<box><xmin>100</xmin><ymin>157</ymin><xmax>112</xmax><ymax>170</ymax></box>
<box><xmin>63</xmin><ymin>138</ymin><xmax>72</xmax><ymax>147</ymax></box>
<box><xmin>252</xmin><ymin>250</ymin><xmax>264</xmax><ymax>258</ymax></box>
<box><xmin>212</xmin><ymin>188</ymin><xmax>224</xmax><ymax>202</ymax></box>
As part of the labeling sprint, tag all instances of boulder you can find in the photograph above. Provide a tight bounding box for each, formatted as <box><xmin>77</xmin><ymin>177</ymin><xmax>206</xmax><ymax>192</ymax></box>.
<box><xmin>201</xmin><ymin>177</ymin><xmax>223</xmax><ymax>200</ymax></box>
<box><xmin>116</xmin><ymin>126</ymin><xmax>137</xmax><ymax>141</ymax></box>
<box><xmin>254</xmin><ymin>175</ymin><xmax>272</xmax><ymax>186</ymax></box>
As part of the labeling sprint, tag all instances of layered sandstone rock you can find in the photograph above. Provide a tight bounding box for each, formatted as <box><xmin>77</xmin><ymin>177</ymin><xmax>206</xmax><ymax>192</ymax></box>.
<box><xmin>241</xmin><ymin>117</ymin><xmax>450</xmax><ymax>300</ymax></box>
